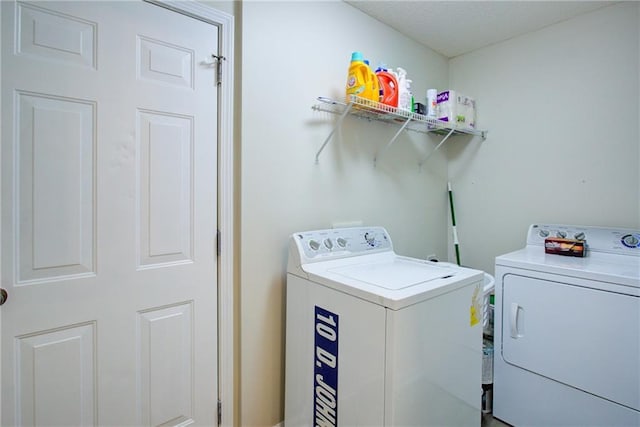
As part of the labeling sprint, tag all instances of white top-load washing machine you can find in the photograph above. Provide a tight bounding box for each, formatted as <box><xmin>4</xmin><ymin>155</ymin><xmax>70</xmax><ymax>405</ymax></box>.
<box><xmin>285</xmin><ymin>227</ymin><xmax>484</xmax><ymax>426</ymax></box>
<box><xmin>494</xmin><ymin>224</ymin><xmax>640</xmax><ymax>426</ymax></box>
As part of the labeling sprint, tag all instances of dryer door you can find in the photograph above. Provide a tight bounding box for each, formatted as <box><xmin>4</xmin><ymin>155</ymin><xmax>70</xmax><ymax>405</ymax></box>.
<box><xmin>502</xmin><ymin>274</ymin><xmax>640</xmax><ymax>411</ymax></box>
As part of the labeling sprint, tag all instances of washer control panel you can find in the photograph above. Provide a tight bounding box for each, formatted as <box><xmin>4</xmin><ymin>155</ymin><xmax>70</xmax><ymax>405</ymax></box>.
<box><xmin>293</xmin><ymin>226</ymin><xmax>392</xmax><ymax>261</ymax></box>
<box><xmin>527</xmin><ymin>224</ymin><xmax>640</xmax><ymax>256</ymax></box>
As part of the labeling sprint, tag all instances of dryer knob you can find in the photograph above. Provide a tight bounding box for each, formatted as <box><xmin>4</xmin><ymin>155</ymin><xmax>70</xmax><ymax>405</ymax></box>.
<box><xmin>557</xmin><ymin>231</ymin><xmax>567</xmax><ymax>238</ymax></box>
<box><xmin>622</xmin><ymin>234</ymin><xmax>640</xmax><ymax>248</ymax></box>
<box><xmin>308</xmin><ymin>239</ymin><xmax>320</xmax><ymax>251</ymax></box>
<box><xmin>538</xmin><ymin>229</ymin><xmax>550</xmax><ymax>238</ymax></box>
<box><xmin>574</xmin><ymin>232</ymin><xmax>586</xmax><ymax>241</ymax></box>
<box><xmin>337</xmin><ymin>237</ymin><xmax>347</xmax><ymax>248</ymax></box>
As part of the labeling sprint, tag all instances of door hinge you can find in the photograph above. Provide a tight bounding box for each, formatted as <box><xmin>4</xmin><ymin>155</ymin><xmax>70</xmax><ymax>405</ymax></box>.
<box><xmin>217</xmin><ymin>399</ymin><xmax>222</xmax><ymax>425</ymax></box>
<box><xmin>212</xmin><ymin>54</ymin><xmax>226</xmax><ymax>86</ymax></box>
<box><xmin>216</xmin><ymin>229</ymin><xmax>221</xmax><ymax>256</ymax></box>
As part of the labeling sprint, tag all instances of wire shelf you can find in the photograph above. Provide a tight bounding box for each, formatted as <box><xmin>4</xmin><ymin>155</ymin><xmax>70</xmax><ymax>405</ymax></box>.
<box><xmin>312</xmin><ymin>95</ymin><xmax>487</xmax><ymax>165</ymax></box>
<box><xmin>313</xmin><ymin>96</ymin><xmax>487</xmax><ymax>138</ymax></box>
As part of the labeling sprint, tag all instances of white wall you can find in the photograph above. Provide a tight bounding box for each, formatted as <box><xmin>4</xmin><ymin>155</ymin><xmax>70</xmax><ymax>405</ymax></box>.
<box><xmin>447</xmin><ymin>2</ymin><xmax>640</xmax><ymax>275</ymax></box>
<box><xmin>240</xmin><ymin>1</ymin><xmax>450</xmax><ymax>424</ymax></box>
<box><xmin>201</xmin><ymin>0</ymin><xmax>235</xmax><ymax>16</ymax></box>
<box><xmin>239</xmin><ymin>1</ymin><xmax>640</xmax><ymax>425</ymax></box>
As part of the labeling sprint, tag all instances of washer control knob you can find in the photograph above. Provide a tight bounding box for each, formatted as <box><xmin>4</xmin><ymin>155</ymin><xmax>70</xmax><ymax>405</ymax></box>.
<box><xmin>556</xmin><ymin>231</ymin><xmax>567</xmax><ymax>238</ymax></box>
<box><xmin>337</xmin><ymin>237</ymin><xmax>347</xmax><ymax>248</ymax></box>
<box><xmin>308</xmin><ymin>239</ymin><xmax>320</xmax><ymax>251</ymax></box>
<box><xmin>324</xmin><ymin>238</ymin><xmax>333</xmax><ymax>250</ymax></box>
<box><xmin>574</xmin><ymin>232</ymin><xmax>586</xmax><ymax>241</ymax></box>
<box><xmin>364</xmin><ymin>232</ymin><xmax>375</xmax><ymax>246</ymax></box>
<box><xmin>622</xmin><ymin>234</ymin><xmax>640</xmax><ymax>248</ymax></box>
<box><xmin>538</xmin><ymin>229</ymin><xmax>550</xmax><ymax>238</ymax></box>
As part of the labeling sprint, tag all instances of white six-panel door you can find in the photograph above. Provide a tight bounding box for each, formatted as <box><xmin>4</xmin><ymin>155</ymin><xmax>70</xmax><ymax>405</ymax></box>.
<box><xmin>1</xmin><ymin>1</ymin><xmax>219</xmax><ymax>425</ymax></box>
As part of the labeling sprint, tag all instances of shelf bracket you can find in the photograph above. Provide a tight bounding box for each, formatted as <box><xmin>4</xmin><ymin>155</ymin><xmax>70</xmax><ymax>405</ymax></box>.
<box><xmin>373</xmin><ymin>116</ymin><xmax>412</xmax><ymax>166</ymax></box>
<box><xmin>315</xmin><ymin>102</ymin><xmax>353</xmax><ymax>164</ymax></box>
<box><xmin>419</xmin><ymin>127</ymin><xmax>456</xmax><ymax>168</ymax></box>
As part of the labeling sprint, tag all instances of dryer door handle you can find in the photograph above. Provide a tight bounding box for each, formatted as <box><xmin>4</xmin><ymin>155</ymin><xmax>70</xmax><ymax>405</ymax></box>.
<box><xmin>510</xmin><ymin>302</ymin><xmax>523</xmax><ymax>338</ymax></box>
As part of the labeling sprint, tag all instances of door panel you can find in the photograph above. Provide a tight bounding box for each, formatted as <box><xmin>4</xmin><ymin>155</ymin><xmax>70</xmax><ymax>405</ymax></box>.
<box><xmin>502</xmin><ymin>274</ymin><xmax>640</xmax><ymax>410</ymax></box>
<box><xmin>138</xmin><ymin>110</ymin><xmax>194</xmax><ymax>267</ymax></box>
<box><xmin>2</xmin><ymin>2</ymin><xmax>219</xmax><ymax>425</ymax></box>
<box><xmin>138</xmin><ymin>36</ymin><xmax>194</xmax><ymax>89</ymax></box>
<box><xmin>138</xmin><ymin>302</ymin><xmax>193</xmax><ymax>426</ymax></box>
<box><xmin>17</xmin><ymin>322</ymin><xmax>96</xmax><ymax>426</ymax></box>
<box><xmin>16</xmin><ymin>91</ymin><xmax>96</xmax><ymax>282</ymax></box>
<box><xmin>17</xmin><ymin>2</ymin><xmax>97</xmax><ymax>69</ymax></box>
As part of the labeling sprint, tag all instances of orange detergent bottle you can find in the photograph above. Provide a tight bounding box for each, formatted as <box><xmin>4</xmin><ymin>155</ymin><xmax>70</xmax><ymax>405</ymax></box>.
<box><xmin>345</xmin><ymin>52</ymin><xmax>380</xmax><ymax>103</ymax></box>
<box><xmin>375</xmin><ymin>66</ymin><xmax>398</xmax><ymax>107</ymax></box>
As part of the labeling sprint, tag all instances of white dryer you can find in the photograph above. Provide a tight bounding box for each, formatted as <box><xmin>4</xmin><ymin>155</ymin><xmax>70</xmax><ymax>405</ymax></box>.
<box><xmin>494</xmin><ymin>224</ymin><xmax>640</xmax><ymax>426</ymax></box>
<box><xmin>285</xmin><ymin>227</ymin><xmax>484</xmax><ymax>426</ymax></box>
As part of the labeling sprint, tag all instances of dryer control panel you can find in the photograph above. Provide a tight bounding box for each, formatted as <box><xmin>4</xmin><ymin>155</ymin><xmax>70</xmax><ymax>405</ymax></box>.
<box><xmin>291</xmin><ymin>226</ymin><xmax>393</xmax><ymax>263</ymax></box>
<box><xmin>527</xmin><ymin>224</ymin><xmax>640</xmax><ymax>256</ymax></box>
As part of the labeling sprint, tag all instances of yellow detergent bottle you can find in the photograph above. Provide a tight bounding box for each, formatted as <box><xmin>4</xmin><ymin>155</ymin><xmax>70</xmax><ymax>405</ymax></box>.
<box><xmin>345</xmin><ymin>52</ymin><xmax>380</xmax><ymax>103</ymax></box>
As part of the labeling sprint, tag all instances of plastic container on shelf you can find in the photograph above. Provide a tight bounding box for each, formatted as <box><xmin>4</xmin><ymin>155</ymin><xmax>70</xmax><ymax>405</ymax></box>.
<box><xmin>345</xmin><ymin>52</ymin><xmax>380</xmax><ymax>103</ymax></box>
<box><xmin>396</xmin><ymin>67</ymin><xmax>413</xmax><ymax>111</ymax></box>
<box><xmin>426</xmin><ymin>89</ymin><xmax>438</xmax><ymax>117</ymax></box>
<box><xmin>375</xmin><ymin>66</ymin><xmax>399</xmax><ymax>107</ymax></box>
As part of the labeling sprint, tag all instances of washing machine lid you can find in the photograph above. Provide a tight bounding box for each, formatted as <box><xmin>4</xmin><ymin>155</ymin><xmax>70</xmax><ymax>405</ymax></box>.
<box><xmin>327</xmin><ymin>257</ymin><xmax>454</xmax><ymax>290</ymax></box>
<box><xmin>302</xmin><ymin>252</ymin><xmax>483</xmax><ymax>310</ymax></box>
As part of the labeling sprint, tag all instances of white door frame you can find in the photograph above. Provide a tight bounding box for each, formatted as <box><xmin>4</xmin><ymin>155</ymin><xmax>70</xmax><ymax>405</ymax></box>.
<box><xmin>0</xmin><ymin>0</ymin><xmax>235</xmax><ymax>425</ymax></box>
<box><xmin>145</xmin><ymin>2</ymin><xmax>236</xmax><ymax>426</ymax></box>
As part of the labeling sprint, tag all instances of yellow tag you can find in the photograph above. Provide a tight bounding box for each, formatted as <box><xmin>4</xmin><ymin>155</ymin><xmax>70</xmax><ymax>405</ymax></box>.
<box><xmin>470</xmin><ymin>284</ymin><xmax>481</xmax><ymax>326</ymax></box>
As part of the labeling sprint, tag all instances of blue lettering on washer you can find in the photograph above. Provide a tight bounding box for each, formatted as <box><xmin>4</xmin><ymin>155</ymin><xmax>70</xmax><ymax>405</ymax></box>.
<box><xmin>314</xmin><ymin>306</ymin><xmax>339</xmax><ymax>427</ymax></box>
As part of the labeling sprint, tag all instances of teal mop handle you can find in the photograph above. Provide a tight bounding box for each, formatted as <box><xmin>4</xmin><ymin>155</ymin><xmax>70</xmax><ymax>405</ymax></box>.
<box><xmin>448</xmin><ymin>182</ymin><xmax>461</xmax><ymax>266</ymax></box>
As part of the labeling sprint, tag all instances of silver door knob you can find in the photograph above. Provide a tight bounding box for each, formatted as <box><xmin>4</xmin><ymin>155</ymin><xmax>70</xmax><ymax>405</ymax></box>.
<box><xmin>0</xmin><ymin>288</ymin><xmax>7</xmax><ymax>306</ymax></box>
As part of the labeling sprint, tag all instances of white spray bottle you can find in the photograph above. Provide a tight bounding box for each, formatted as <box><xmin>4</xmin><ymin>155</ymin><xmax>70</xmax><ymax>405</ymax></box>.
<box><xmin>396</xmin><ymin>67</ymin><xmax>413</xmax><ymax>111</ymax></box>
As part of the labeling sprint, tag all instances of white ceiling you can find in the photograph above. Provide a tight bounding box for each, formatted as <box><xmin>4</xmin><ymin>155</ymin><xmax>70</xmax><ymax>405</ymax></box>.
<box><xmin>345</xmin><ymin>1</ymin><xmax>618</xmax><ymax>58</ymax></box>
